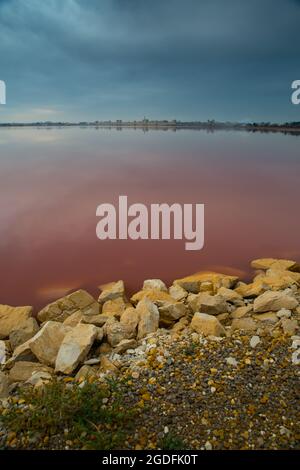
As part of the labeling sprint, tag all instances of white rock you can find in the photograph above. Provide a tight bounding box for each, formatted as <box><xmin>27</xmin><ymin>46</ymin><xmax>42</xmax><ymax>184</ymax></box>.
<box><xmin>226</xmin><ymin>356</ymin><xmax>238</xmax><ymax>367</ymax></box>
<box><xmin>250</xmin><ymin>335</ymin><xmax>260</xmax><ymax>348</ymax></box>
<box><xmin>276</xmin><ymin>308</ymin><xmax>291</xmax><ymax>319</ymax></box>
<box><xmin>291</xmin><ymin>349</ymin><xmax>300</xmax><ymax>365</ymax></box>
<box><xmin>205</xmin><ymin>441</ymin><xmax>213</xmax><ymax>450</ymax></box>
<box><xmin>291</xmin><ymin>339</ymin><xmax>300</xmax><ymax>349</ymax></box>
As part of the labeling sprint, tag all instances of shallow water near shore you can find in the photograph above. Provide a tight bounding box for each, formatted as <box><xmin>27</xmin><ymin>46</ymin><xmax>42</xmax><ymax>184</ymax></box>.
<box><xmin>0</xmin><ymin>127</ymin><xmax>299</xmax><ymax>309</ymax></box>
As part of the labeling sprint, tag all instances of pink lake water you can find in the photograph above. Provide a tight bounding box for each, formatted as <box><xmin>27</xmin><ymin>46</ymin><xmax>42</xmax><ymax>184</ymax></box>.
<box><xmin>0</xmin><ymin>127</ymin><xmax>299</xmax><ymax>310</ymax></box>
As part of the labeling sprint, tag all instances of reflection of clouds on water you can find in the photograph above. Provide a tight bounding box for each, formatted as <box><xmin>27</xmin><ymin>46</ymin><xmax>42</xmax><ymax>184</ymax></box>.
<box><xmin>0</xmin><ymin>128</ymin><xmax>299</xmax><ymax>307</ymax></box>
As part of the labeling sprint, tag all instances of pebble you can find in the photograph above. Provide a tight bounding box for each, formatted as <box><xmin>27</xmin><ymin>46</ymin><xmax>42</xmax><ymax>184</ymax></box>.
<box><xmin>225</xmin><ymin>357</ymin><xmax>238</xmax><ymax>367</ymax></box>
<box><xmin>250</xmin><ymin>335</ymin><xmax>260</xmax><ymax>348</ymax></box>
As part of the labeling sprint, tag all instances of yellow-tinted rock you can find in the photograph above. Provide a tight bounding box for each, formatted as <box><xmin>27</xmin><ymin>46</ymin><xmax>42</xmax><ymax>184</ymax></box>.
<box><xmin>105</xmin><ymin>319</ymin><xmax>131</xmax><ymax>347</ymax></box>
<box><xmin>230</xmin><ymin>305</ymin><xmax>252</xmax><ymax>319</ymax></box>
<box><xmin>0</xmin><ymin>305</ymin><xmax>33</xmax><ymax>339</ymax></box>
<box><xmin>143</xmin><ymin>279</ymin><xmax>167</xmax><ymax>291</ymax></box>
<box><xmin>189</xmin><ymin>292</ymin><xmax>228</xmax><ymax>315</ymax></box>
<box><xmin>173</xmin><ymin>271</ymin><xmax>238</xmax><ymax>294</ymax></box>
<box><xmin>9</xmin><ymin>361</ymin><xmax>53</xmax><ymax>383</ymax></box>
<box><xmin>37</xmin><ymin>290</ymin><xmax>99</xmax><ymax>323</ymax></box>
<box><xmin>100</xmin><ymin>356</ymin><xmax>118</xmax><ymax>374</ymax></box>
<box><xmin>131</xmin><ymin>289</ymin><xmax>173</xmax><ymax>305</ymax></box>
<box><xmin>9</xmin><ymin>318</ymin><xmax>40</xmax><ymax>350</ymax></box>
<box><xmin>136</xmin><ymin>298</ymin><xmax>159</xmax><ymax>340</ymax></box>
<box><xmin>191</xmin><ymin>312</ymin><xmax>226</xmax><ymax>337</ymax></box>
<box><xmin>253</xmin><ymin>291</ymin><xmax>298</xmax><ymax>313</ymax></box>
<box><xmin>75</xmin><ymin>365</ymin><xmax>98</xmax><ymax>382</ymax></box>
<box><xmin>251</xmin><ymin>258</ymin><xmax>300</xmax><ymax>272</ymax></box>
<box><xmin>63</xmin><ymin>311</ymin><xmax>83</xmax><ymax>327</ymax></box>
<box><xmin>231</xmin><ymin>317</ymin><xmax>257</xmax><ymax>331</ymax></box>
<box><xmin>102</xmin><ymin>297</ymin><xmax>130</xmax><ymax>318</ymax></box>
<box><xmin>98</xmin><ymin>280</ymin><xmax>125</xmax><ymax>304</ymax></box>
<box><xmin>120</xmin><ymin>307</ymin><xmax>139</xmax><ymax>338</ymax></box>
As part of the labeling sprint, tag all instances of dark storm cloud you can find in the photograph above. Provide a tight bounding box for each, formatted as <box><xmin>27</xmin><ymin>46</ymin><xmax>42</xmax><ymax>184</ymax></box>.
<box><xmin>0</xmin><ymin>0</ymin><xmax>299</xmax><ymax>121</ymax></box>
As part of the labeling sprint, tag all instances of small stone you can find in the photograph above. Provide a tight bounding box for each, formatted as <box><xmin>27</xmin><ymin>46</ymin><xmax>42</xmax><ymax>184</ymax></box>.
<box><xmin>114</xmin><ymin>339</ymin><xmax>137</xmax><ymax>354</ymax></box>
<box><xmin>276</xmin><ymin>308</ymin><xmax>291</xmax><ymax>319</ymax></box>
<box><xmin>226</xmin><ymin>357</ymin><xmax>238</xmax><ymax>367</ymax></box>
<box><xmin>281</xmin><ymin>318</ymin><xmax>298</xmax><ymax>336</ymax></box>
<box><xmin>205</xmin><ymin>441</ymin><xmax>213</xmax><ymax>450</ymax></box>
<box><xmin>291</xmin><ymin>349</ymin><xmax>300</xmax><ymax>365</ymax></box>
<box><xmin>250</xmin><ymin>335</ymin><xmax>260</xmax><ymax>348</ymax></box>
<box><xmin>100</xmin><ymin>356</ymin><xmax>118</xmax><ymax>374</ymax></box>
<box><xmin>75</xmin><ymin>365</ymin><xmax>98</xmax><ymax>382</ymax></box>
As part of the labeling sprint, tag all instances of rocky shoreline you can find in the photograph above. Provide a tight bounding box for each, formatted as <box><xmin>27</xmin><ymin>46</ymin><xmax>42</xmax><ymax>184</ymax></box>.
<box><xmin>0</xmin><ymin>257</ymin><xmax>299</xmax><ymax>450</ymax></box>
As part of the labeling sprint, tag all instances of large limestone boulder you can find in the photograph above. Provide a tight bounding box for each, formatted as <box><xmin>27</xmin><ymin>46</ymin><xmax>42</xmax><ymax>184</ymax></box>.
<box><xmin>81</xmin><ymin>313</ymin><xmax>108</xmax><ymax>327</ymax></box>
<box><xmin>230</xmin><ymin>305</ymin><xmax>252</xmax><ymax>319</ymax></box>
<box><xmin>105</xmin><ymin>319</ymin><xmax>130</xmax><ymax>347</ymax></box>
<box><xmin>0</xmin><ymin>305</ymin><xmax>33</xmax><ymax>339</ymax></box>
<box><xmin>253</xmin><ymin>290</ymin><xmax>298</xmax><ymax>313</ymax></box>
<box><xmin>251</xmin><ymin>258</ymin><xmax>300</xmax><ymax>272</ymax></box>
<box><xmin>98</xmin><ymin>280</ymin><xmax>125</xmax><ymax>304</ymax></box>
<box><xmin>217</xmin><ymin>287</ymin><xmax>243</xmax><ymax>305</ymax></box>
<box><xmin>102</xmin><ymin>297</ymin><xmax>129</xmax><ymax>318</ymax></box>
<box><xmin>158</xmin><ymin>302</ymin><xmax>187</xmax><ymax>323</ymax></box>
<box><xmin>63</xmin><ymin>311</ymin><xmax>83</xmax><ymax>327</ymax></box>
<box><xmin>234</xmin><ymin>281</ymin><xmax>266</xmax><ymax>298</ymax></box>
<box><xmin>143</xmin><ymin>279</ymin><xmax>167</xmax><ymax>291</ymax></box>
<box><xmin>189</xmin><ymin>292</ymin><xmax>228</xmax><ymax>315</ymax></box>
<box><xmin>55</xmin><ymin>324</ymin><xmax>98</xmax><ymax>374</ymax></box>
<box><xmin>169</xmin><ymin>284</ymin><xmax>188</xmax><ymax>301</ymax></box>
<box><xmin>231</xmin><ymin>317</ymin><xmax>257</xmax><ymax>331</ymax></box>
<box><xmin>131</xmin><ymin>289</ymin><xmax>187</xmax><ymax>323</ymax></box>
<box><xmin>131</xmin><ymin>288</ymin><xmax>172</xmax><ymax>305</ymax></box>
<box><xmin>29</xmin><ymin>321</ymin><xmax>71</xmax><ymax>366</ymax></box>
<box><xmin>120</xmin><ymin>307</ymin><xmax>139</xmax><ymax>338</ymax></box>
<box><xmin>136</xmin><ymin>298</ymin><xmax>159</xmax><ymax>339</ymax></box>
<box><xmin>9</xmin><ymin>361</ymin><xmax>53</xmax><ymax>383</ymax></box>
<box><xmin>0</xmin><ymin>371</ymin><xmax>9</xmax><ymax>398</ymax></box>
<box><xmin>173</xmin><ymin>271</ymin><xmax>238</xmax><ymax>294</ymax></box>
<box><xmin>37</xmin><ymin>290</ymin><xmax>99</xmax><ymax>323</ymax></box>
<box><xmin>191</xmin><ymin>312</ymin><xmax>226</xmax><ymax>337</ymax></box>
<box><xmin>9</xmin><ymin>317</ymin><xmax>39</xmax><ymax>350</ymax></box>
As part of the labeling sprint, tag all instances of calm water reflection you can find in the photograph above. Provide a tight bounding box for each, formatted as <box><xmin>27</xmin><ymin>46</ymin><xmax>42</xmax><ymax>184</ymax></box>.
<box><xmin>0</xmin><ymin>127</ymin><xmax>299</xmax><ymax>308</ymax></box>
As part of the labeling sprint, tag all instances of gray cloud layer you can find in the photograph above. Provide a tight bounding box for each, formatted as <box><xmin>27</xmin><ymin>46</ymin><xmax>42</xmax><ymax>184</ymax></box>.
<box><xmin>0</xmin><ymin>0</ymin><xmax>299</xmax><ymax>121</ymax></box>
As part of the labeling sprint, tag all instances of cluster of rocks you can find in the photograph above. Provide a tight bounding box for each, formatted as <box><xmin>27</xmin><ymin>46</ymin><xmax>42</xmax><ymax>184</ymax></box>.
<box><xmin>1</xmin><ymin>258</ymin><xmax>300</xmax><ymax>399</ymax></box>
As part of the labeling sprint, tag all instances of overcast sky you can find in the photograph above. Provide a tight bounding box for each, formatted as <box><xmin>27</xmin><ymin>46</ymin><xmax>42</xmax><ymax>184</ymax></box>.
<box><xmin>0</xmin><ymin>0</ymin><xmax>299</xmax><ymax>122</ymax></box>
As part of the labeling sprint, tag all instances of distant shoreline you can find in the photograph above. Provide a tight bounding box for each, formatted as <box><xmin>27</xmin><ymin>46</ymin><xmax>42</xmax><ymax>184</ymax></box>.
<box><xmin>0</xmin><ymin>120</ymin><xmax>300</xmax><ymax>136</ymax></box>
